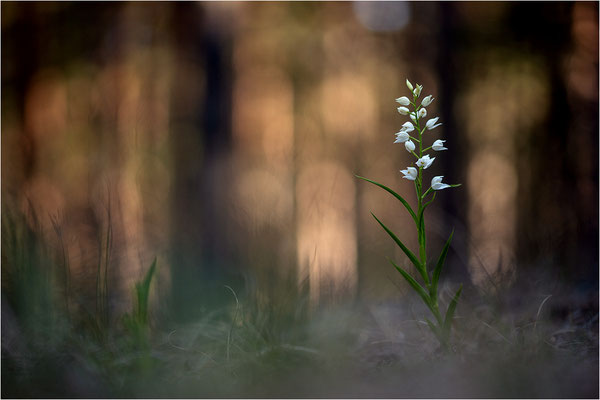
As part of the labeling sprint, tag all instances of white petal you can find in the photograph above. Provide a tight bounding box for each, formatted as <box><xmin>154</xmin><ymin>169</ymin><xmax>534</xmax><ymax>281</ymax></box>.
<box><xmin>432</xmin><ymin>183</ymin><xmax>450</xmax><ymax>190</ymax></box>
<box><xmin>406</xmin><ymin>79</ymin><xmax>413</xmax><ymax>91</ymax></box>
<box><xmin>405</xmin><ymin>140</ymin><xmax>415</xmax><ymax>152</ymax></box>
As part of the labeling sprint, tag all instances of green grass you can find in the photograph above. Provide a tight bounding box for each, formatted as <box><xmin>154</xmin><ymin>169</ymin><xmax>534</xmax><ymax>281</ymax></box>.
<box><xmin>1</xmin><ymin>204</ymin><xmax>598</xmax><ymax>398</ymax></box>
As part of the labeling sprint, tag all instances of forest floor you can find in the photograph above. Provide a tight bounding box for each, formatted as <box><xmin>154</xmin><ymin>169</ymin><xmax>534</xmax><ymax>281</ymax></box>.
<box><xmin>2</xmin><ymin>272</ymin><xmax>598</xmax><ymax>398</ymax></box>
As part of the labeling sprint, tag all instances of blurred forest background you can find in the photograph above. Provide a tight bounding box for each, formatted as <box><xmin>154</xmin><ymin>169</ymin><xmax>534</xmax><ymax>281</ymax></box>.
<box><xmin>2</xmin><ymin>1</ymin><xmax>598</xmax><ymax>321</ymax></box>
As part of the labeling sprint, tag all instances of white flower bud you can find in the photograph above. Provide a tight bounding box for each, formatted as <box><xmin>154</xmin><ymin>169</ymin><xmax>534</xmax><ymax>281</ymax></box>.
<box><xmin>406</xmin><ymin>79</ymin><xmax>413</xmax><ymax>91</ymax></box>
<box><xmin>418</xmin><ymin>108</ymin><xmax>427</xmax><ymax>118</ymax></box>
<box><xmin>414</xmin><ymin>84</ymin><xmax>423</xmax><ymax>97</ymax></box>
<box><xmin>421</xmin><ymin>95</ymin><xmax>434</xmax><ymax>107</ymax></box>
<box><xmin>395</xmin><ymin>96</ymin><xmax>410</xmax><ymax>106</ymax></box>
<box><xmin>397</xmin><ymin>106</ymin><xmax>410</xmax><ymax>115</ymax></box>
<box><xmin>401</xmin><ymin>121</ymin><xmax>415</xmax><ymax>132</ymax></box>
<box><xmin>426</xmin><ymin>117</ymin><xmax>442</xmax><ymax>130</ymax></box>
<box><xmin>394</xmin><ymin>131</ymin><xmax>410</xmax><ymax>143</ymax></box>
<box><xmin>405</xmin><ymin>140</ymin><xmax>415</xmax><ymax>152</ymax></box>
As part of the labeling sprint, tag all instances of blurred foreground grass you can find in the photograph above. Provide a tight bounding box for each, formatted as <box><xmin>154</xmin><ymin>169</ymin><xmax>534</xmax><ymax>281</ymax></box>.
<box><xmin>1</xmin><ymin>205</ymin><xmax>598</xmax><ymax>398</ymax></box>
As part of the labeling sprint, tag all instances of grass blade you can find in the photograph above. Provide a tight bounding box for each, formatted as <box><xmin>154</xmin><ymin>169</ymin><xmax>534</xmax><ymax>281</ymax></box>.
<box><xmin>443</xmin><ymin>284</ymin><xmax>462</xmax><ymax>337</ymax></box>
<box><xmin>372</xmin><ymin>213</ymin><xmax>426</xmax><ymax>281</ymax></box>
<box><xmin>357</xmin><ymin>176</ymin><xmax>417</xmax><ymax>225</ymax></box>
<box><xmin>388</xmin><ymin>258</ymin><xmax>431</xmax><ymax>308</ymax></box>
<box><xmin>431</xmin><ymin>230</ymin><xmax>454</xmax><ymax>299</ymax></box>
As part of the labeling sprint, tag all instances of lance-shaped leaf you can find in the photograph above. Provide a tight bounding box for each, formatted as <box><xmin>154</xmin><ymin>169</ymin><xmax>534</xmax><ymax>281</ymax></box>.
<box><xmin>388</xmin><ymin>258</ymin><xmax>431</xmax><ymax>308</ymax></box>
<box><xmin>372</xmin><ymin>213</ymin><xmax>427</xmax><ymax>281</ymax></box>
<box><xmin>443</xmin><ymin>285</ymin><xmax>463</xmax><ymax>337</ymax></box>
<box><xmin>356</xmin><ymin>176</ymin><xmax>417</xmax><ymax>225</ymax></box>
<box><xmin>135</xmin><ymin>257</ymin><xmax>157</xmax><ymax>324</ymax></box>
<box><xmin>430</xmin><ymin>230</ymin><xmax>454</xmax><ymax>299</ymax></box>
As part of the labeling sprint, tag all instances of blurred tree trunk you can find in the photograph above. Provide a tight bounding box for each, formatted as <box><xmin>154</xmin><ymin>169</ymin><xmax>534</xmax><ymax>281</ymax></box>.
<box><xmin>3</xmin><ymin>5</ymin><xmax>42</xmax><ymax>190</ymax></box>
<box><xmin>168</xmin><ymin>3</ymin><xmax>235</xmax><ymax>320</ymax></box>
<box><xmin>512</xmin><ymin>2</ymin><xmax>598</xmax><ymax>286</ymax></box>
<box><xmin>435</xmin><ymin>2</ymin><xmax>471</xmax><ymax>284</ymax></box>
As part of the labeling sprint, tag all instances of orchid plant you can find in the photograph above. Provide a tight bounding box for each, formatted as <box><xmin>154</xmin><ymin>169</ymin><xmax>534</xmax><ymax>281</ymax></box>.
<box><xmin>358</xmin><ymin>79</ymin><xmax>462</xmax><ymax>350</ymax></box>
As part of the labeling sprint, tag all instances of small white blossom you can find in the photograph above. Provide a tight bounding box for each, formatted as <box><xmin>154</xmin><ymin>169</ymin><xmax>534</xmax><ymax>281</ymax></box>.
<box><xmin>395</xmin><ymin>96</ymin><xmax>410</xmax><ymax>106</ymax></box>
<box><xmin>406</xmin><ymin>79</ymin><xmax>414</xmax><ymax>91</ymax></box>
<box><xmin>416</xmin><ymin>154</ymin><xmax>435</xmax><ymax>169</ymax></box>
<box><xmin>410</xmin><ymin>112</ymin><xmax>417</xmax><ymax>123</ymax></box>
<box><xmin>418</xmin><ymin>108</ymin><xmax>427</xmax><ymax>118</ymax></box>
<box><xmin>414</xmin><ymin>84</ymin><xmax>423</xmax><ymax>97</ymax></box>
<box><xmin>405</xmin><ymin>140</ymin><xmax>415</xmax><ymax>152</ymax></box>
<box><xmin>426</xmin><ymin>117</ymin><xmax>443</xmax><ymax>130</ymax></box>
<box><xmin>397</xmin><ymin>106</ymin><xmax>410</xmax><ymax>115</ymax></box>
<box><xmin>431</xmin><ymin>176</ymin><xmax>451</xmax><ymax>190</ymax></box>
<box><xmin>401</xmin><ymin>121</ymin><xmax>415</xmax><ymax>132</ymax></box>
<box><xmin>394</xmin><ymin>131</ymin><xmax>410</xmax><ymax>143</ymax></box>
<box><xmin>432</xmin><ymin>139</ymin><xmax>447</xmax><ymax>151</ymax></box>
<box><xmin>421</xmin><ymin>95</ymin><xmax>434</xmax><ymax>107</ymax></box>
<box><xmin>401</xmin><ymin>167</ymin><xmax>418</xmax><ymax>181</ymax></box>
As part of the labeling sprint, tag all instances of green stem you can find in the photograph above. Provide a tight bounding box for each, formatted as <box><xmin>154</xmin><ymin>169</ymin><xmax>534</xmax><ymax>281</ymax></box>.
<box><xmin>414</xmin><ymin>109</ymin><xmax>429</xmax><ymax>286</ymax></box>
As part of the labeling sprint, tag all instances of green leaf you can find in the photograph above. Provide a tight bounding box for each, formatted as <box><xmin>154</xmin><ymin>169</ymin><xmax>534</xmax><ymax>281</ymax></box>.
<box><xmin>417</xmin><ymin>192</ymin><xmax>435</xmax><ymax>230</ymax></box>
<box><xmin>371</xmin><ymin>213</ymin><xmax>426</xmax><ymax>281</ymax></box>
<box><xmin>425</xmin><ymin>317</ymin><xmax>443</xmax><ymax>342</ymax></box>
<box><xmin>417</xmin><ymin>192</ymin><xmax>435</xmax><ymax>269</ymax></box>
<box><xmin>431</xmin><ymin>230</ymin><xmax>454</xmax><ymax>299</ymax></box>
<box><xmin>135</xmin><ymin>257</ymin><xmax>157</xmax><ymax>324</ymax></box>
<box><xmin>443</xmin><ymin>284</ymin><xmax>462</xmax><ymax>337</ymax></box>
<box><xmin>388</xmin><ymin>258</ymin><xmax>431</xmax><ymax>308</ymax></box>
<box><xmin>356</xmin><ymin>176</ymin><xmax>417</xmax><ymax>225</ymax></box>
